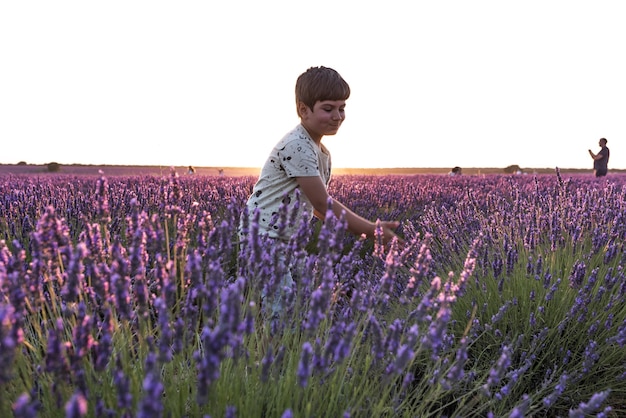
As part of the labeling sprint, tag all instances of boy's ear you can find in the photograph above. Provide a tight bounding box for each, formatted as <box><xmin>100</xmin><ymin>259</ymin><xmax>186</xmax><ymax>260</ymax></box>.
<box><xmin>297</xmin><ymin>101</ymin><xmax>310</xmax><ymax>118</ymax></box>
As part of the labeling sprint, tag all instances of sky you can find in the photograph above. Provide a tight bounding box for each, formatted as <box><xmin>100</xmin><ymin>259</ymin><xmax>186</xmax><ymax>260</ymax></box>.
<box><xmin>2</xmin><ymin>1</ymin><xmax>626</xmax><ymax>170</ymax></box>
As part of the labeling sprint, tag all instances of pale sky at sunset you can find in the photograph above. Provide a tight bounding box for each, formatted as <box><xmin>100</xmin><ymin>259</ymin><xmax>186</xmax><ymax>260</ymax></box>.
<box><xmin>2</xmin><ymin>1</ymin><xmax>625</xmax><ymax>170</ymax></box>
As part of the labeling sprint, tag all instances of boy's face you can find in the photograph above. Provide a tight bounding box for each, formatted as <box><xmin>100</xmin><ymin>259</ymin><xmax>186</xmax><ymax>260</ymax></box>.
<box><xmin>298</xmin><ymin>99</ymin><xmax>346</xmax><ymax>142</ymax></box>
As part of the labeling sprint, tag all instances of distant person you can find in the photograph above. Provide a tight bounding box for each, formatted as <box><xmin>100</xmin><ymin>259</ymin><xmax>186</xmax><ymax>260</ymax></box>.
<box><xmin>218</xmin><ymin>168</ymin><xmax>224</xmax><ymax>176</ymax></box>
<box><xmin>588</xmin><ymin>138</ymin><xmax>609</xmax><ymax>177</ymax></box>
<box><xmin>239</xmin><ymin>66</ymin><xmax>401</xmax><ymax>318</ymax></box>
<box><xmin>188</xmin><ymin>165</ymin><xmax>196</xmax><ymax>175</ymax></box>
<box><xmin>448</xmin><ymin>166</ymin><xmax>462</xmax><ymax>176</ymax></box>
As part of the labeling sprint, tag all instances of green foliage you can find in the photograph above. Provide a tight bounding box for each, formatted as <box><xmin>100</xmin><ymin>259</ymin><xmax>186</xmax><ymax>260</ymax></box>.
<box><xmin>503</xmin><ymin>164</ymin><xmax>522</xmax><ymax>174</ymax></box>
<box><xmin>47</xmin><ymin>162</ymin><xmax>61</xmax><ymax>172</ymax></box>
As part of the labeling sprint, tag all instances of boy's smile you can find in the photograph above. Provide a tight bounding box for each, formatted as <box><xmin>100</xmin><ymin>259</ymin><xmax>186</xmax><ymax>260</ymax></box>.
<box><xmin>299</xmin><ymin>99</ymin><xmax>346</xmax><ymax>144</ymax></box>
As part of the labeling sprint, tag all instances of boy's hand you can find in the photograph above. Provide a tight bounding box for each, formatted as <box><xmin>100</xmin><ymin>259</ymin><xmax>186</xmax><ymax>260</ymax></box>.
<box><xmin>379</xmin><ymin>220</ymin><xmax>403</xmax><ymax>246</ymax></box>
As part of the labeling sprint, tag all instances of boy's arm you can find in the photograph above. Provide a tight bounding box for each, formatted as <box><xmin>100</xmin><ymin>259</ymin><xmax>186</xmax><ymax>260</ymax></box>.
<box><xmin>296</xmin><ymin>176</ymin><xmax>400</xmax><ymax>243</ymax></box>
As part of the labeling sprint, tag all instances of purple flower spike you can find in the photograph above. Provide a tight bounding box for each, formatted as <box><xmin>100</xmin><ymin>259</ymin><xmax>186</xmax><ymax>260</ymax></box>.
<box><xmin>422</xmin><ymin>305</ymin><xmax>452</xmax><ymax>357</ymax></box>
<box><xmin>568</xmin><ymin>261</ymin><xmax>586</xmax><ymax>289</ymax></box>
<box><xmin>111</xmin><ymin>270</ymin><xmax>132</xmax><ymax>321</ymax></box>
<box><xmin>508</xmin><ymin>394</ymin><xmax>529</xmax><ymax>418</ymax></box>
<box><xmin>95</xmin><ymin>172</ymin><xmax>111</xmax><ymax>223</ymax></box>
<box><xmin>387</xmin><ymin>343</ymin><xmax>414</xmax><ymax>376</ymax></box>
<box><xmin>543</xmin><ymin>373</ymin><xmax>568</xmax><ymax>407</ymax></box>
<box><xmin>260</xmin><ymin>345</ymin><xmax>274</xmax><ymax>383</ymax></box>
<box><xmin>114</xmin><ymin>355</ymin><xmax>133</xmax><ymax>411</ymax></box>
<box><xmin>64</xmin><ymin>392</ymin><xmax>88</xmax><ymax>418</ymax></box>
<box><xmin>30</xmin><ymin>205</ymin><xmax>72</xmax><ymax>286</ymax></box>
<box><xmin>297</xmin><ymin>342</ymin><xmax>313</xmax><ymax>387</ymax></box>
<box><xmin>154</xmin><ymin>297</ymin><xmax>173</xmax><ymax>363</ymax></box>
<box><xmin>303</xmin><ymin>287</ymin><xmax>330</xmax><ymax>333</ymax></box>
<box><xmin>138</xmin><ymin>353</ymin><xmax>164</xmax><ymax>418</ymax></box>
<box><xmin>225</xmin><ymin>405</ymin><xmax>236</xmax><ymax>418</ymax></box>
<box><xmin>482</xmin><ymin>345</ymin><xmax>512</xmax><ymax>396</ymax></box>
<box><xmin>405</xmin><ymin>235</ymin><xmax>434</xmax><ymax>299</ymax></box>
<box><xmin>0</xmin><ymin>303</ymin><xmax>23</xmax><ymax>383</ymax></box>
<box><xmin>568</xmin><ymin>390</ymin><xmax>610</xmax><ymax>417</ymax></box>
<box><xmin>12</xmin><ymin>392</ymin><xmax>40</xmax><ymax>418</ymax></box>
<box><xmin>442</xmin><ymin>337</ymin><xmax>469</xmax><ymax>389</ymax></box>
<box><xmin>581</xmin><ymin>340</ymin><xmax>599</xmax><ymax>375</ymax></box>
<box><xmin>367</xmin><ymin>315</ymin><xmax>385</xmax><ymax>361</ymax></box>
<box><xmin>61</xmin><ymin>243</ymin><xmax>88</xmax><ymax>303</ymax></box>
<box><xmin>45</xmin><ymin>317</ymin><xmax>70</xmax><ymax>379</ymax></box>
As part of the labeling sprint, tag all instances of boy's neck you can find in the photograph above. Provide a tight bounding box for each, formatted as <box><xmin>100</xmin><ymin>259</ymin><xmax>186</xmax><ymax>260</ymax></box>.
<box><xmin>301</xmin><ymin>123</ymin><xmax>322</xmax><ymax>145</ymax></box>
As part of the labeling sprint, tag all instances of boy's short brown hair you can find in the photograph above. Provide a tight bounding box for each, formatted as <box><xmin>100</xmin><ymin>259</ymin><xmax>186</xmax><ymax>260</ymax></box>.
<box><xmin>295</xmin><ymin>66</ymin><xmax>350</xmax><ymax>112</ymax></box>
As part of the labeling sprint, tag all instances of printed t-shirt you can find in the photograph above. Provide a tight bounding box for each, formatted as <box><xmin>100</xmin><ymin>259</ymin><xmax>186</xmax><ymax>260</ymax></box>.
<box><xmin>245</xmin><ymin>124</ymin><xmax>331</xmax><ymax>240</ymax></box>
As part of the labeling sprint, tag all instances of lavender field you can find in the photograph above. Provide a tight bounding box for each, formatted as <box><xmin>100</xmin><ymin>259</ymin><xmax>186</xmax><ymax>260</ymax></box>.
<box><xmin>1</xmin><ymin>169</ymin><xmax>626</xmax><ymax>417</ymax></box>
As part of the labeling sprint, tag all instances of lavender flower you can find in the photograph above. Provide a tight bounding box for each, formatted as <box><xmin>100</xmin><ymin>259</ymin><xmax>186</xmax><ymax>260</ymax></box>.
<box><xmin>172</xmin><ymin>317</ymin><xmax>185</xmax><ymax>356</ymax></box>
<box><xmin>138</xmin><ymin>352</ymin><xmax>164</xmax><ymax>418</ymax></box>
<box><xmin>195</xmin><ymin>321</ymin><xmax>231</xmax><ymax>405</ymax></box>
<box><xmin>568</xmin><ymin>390</ymin><xmax>610</xmax><ymax>417</ymax></box>
<box><xmin>154</xmin><ymin>297</ymin><xmax>173</xmax><ymax>363</ymax></box>
<box><xmin>543</xmin><ymin>373</ymin><xmax>568</xmax><ymax>407</ymax></box>
<box><xmin>405</xmin><ymin>235</ymin><xmax>434</xmax><ymax>299</ymax></box>
<box><xmin>441</xmin><ymin>337</ymin><xmax>469</xmax><ymax>389</ymax></box>
<box><xmin>110</xmin><ymin>252</ymin><xmax>132</xmax><ymax>321</ymax></box>
<box><xmin>508</xmin><ymin>394</ymin><xmax>529</xmax><ymax>418</ymax></box>
<box><xmin>568</xmin><ymin>260</ymin><xmax>586</xmax><ymax>289</ymax></box>
<box><xmin>545</xmin><ymin>279</ymin><xmax>561</xmax><ymax>302</ymax></box>
<box><xmin>95</xmin><ymin>399</ymin><xmax>115</xmax><ymax>418</ymax></box>
<box><xmin>496</xmin><ymin>360</ymin><xmax>532</xmax><ymax>401</ymax></box>
<box><xmin>367</xmin><ymin>315</ymin><xmax>385</xmax><ymax>361</ymax></box>
<box><xmin>0</xmin><ymin>303</ymin><xmax>22</xmax><ymax>383</ymax></box>
<box><xmin>164</xmin><ymin>167</ymin><xmax>183</xmax><ymax>217</ymax></box>
<box><xmin>95</xmin><ymin>172</ymin><xmax>111</xmax><ymax>223</ymax></box>
<box><xmin>422</xmin><ymin>304</ymin><xmax>452</xmax><ymax>357</ymax></box>
<box><xmin>61</xmin><ymin>243</ymin><xmax>87</xmax><ymax>303</ymax></box>
<box><xmin>303</xmin><ymin>287</ymin><xmax>330</xmax><ymax>334</ymax></box>
<box><xmin>12</xmin><ymin>392</ymin><xmax>40</xmax><ymax>418</ymax></box>
<box><xmin>482</xmin><ymin>345</ymin><xmax>512</xmax><ymax>396</ymax></box>
<box><xmin>260</xmin><ymin>345</ymin><xmax>274</xmax><ymax>383</ymax></box>
<box><xmin>114</xmin><ymin>355</ymin><xmax>133</xmax><ymax>411</ymax></box>
<box><xmin>64</xmin><ymin>392</ymin><xmax>88</xmax><ymax>418</ymax></box>
<box><xmin>333</xmin><ymin>322</ymin><xmax>356</xmax><ymax>363</ymax></box>
<box><xmin>383</xmin><ymin>319</ymin><xmax>404</xmax><ymax>357</ymax></box>
<box><xmin>492</xmin><ymin>256</ymin><xmax>503</xmax><ymax>279</ymax></box>
<box><xmin>45</xmin><ymin>317</ymin><xmax>69</xmax><ymax>378</ymax></box>
<box><xmin>30</xmin><ymin>205</ymin><xmax>72</xmax><ymax>286</ymax></box>
<box><xmin>225</xmin><ymin>406</ymin><xmax>236</xmax><ymax>418</ymax></box>
<box><xmin>388</xmin><ymin>325</ymin><xmax>419</xmax><ymax>377</ymax></box>
<box><xmin>581</xmin><ymin>340</ymin><xmax>599</xmax><ymax>375</ymax></box>
<box><xmin>297</xmin><ymin>342</ymin><xmax>314</xmax><ymax>388</ymax></box>
<box><xmin>490</xmin><ymin>301</ymin><xmax>512</xmax><ymax>325</ymax></box>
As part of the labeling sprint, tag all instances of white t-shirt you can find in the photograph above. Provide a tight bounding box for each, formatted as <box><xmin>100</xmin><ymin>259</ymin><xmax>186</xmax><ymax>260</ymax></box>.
<box><xmin>244</xmin><ymin>124</ymin><xmax>331</xmax><ymax>240</ymax></box>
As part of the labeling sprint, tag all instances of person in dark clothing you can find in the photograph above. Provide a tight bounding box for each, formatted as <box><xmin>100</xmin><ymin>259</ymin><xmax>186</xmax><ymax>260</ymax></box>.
<box><xmin>588</xmin><ymin>138</ymin><xmax>609</xmax><ymax>177</ymax></box>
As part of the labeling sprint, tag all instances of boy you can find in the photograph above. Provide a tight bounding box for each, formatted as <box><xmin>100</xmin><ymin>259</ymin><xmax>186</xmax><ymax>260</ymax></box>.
<box><xmin>240</xmin><ymin>66</ymin><xmax>401</xmax><ymax>318</ymax></box>
<box><xmin>242</xmin><ymin>66</ymin><xmax>400</xmax><ymax>244</ymax></box>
